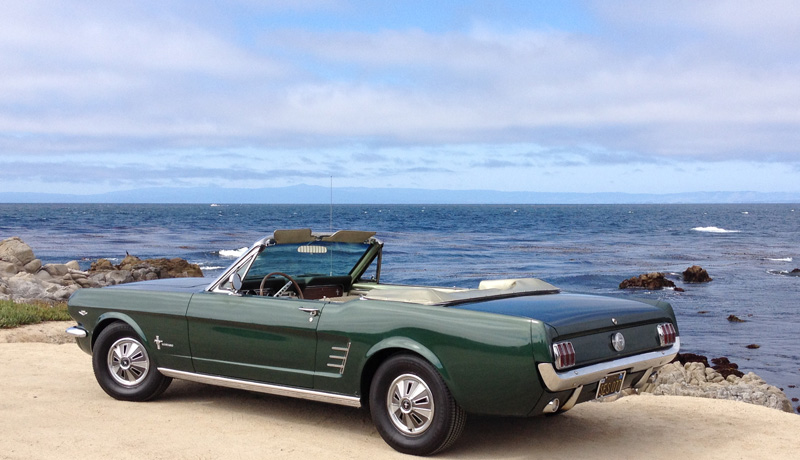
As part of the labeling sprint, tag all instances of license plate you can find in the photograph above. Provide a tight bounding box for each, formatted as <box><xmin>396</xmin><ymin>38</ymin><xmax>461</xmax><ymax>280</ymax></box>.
<box><xmin>596</xmin><ymin>371</ymin><xmax>626</xmax><ymax>398</ymax></box>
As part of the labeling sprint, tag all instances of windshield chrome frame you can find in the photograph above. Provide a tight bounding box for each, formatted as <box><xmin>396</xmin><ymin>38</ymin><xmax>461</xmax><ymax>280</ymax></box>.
<box><xmin>205</xmin><ymin>231</ymin><xmax>382</xmax><ymax>294</ymax></box>
<box><xmin>205</xmin><ymin>241</ymin><xmax>264</xmax><ymax>293</ymax></box>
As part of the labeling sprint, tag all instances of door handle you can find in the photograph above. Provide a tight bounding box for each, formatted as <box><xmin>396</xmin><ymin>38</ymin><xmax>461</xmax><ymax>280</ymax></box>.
<box><xmin>298</xmin><ymin>307</ymin><xmax>320</xmax><ymax>319</ymax></box>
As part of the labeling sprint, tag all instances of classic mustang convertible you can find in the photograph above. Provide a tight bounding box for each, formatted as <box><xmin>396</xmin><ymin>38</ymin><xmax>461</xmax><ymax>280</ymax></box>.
<box><xmin>67</xmin><ymin>229</ymin><xmax>680</xmax><ymax>455</ymax></box>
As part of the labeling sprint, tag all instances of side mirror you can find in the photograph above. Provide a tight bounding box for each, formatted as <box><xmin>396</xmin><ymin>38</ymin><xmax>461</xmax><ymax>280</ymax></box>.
<box><xmin>230</xmin><ymin>273</ymin><xmax>243</xmax><ymax>292</ymax></box>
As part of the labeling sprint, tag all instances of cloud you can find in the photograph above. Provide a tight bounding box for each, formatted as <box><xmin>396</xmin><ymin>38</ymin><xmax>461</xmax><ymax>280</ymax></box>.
<box><xmin>1</xmin><ymin>1</ymin><xmax>799</xmax><ymax>196</ymax></box>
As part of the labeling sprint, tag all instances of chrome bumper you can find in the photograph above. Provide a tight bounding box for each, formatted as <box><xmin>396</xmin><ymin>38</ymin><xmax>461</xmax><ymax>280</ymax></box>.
<box><xmin>537</xmin><ymin>338</ymin><xmax>680</xmax><ymax>392</ymax></box>
<box><xmin>65</xmin><ymin>326</ymin><xmax>88</xmax><ymax>338</ymax></box>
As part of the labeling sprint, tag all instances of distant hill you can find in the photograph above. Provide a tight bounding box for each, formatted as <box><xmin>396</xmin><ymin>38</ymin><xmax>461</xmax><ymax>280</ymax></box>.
<box><xmin>1</xmin><ymin>186</ymin><xmax>799</xmax><ymax>204</ymax></box>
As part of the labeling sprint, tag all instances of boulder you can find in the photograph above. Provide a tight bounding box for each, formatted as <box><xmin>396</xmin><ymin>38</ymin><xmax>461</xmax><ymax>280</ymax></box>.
<box><xmin>89</xmin><ymin>270</ymin><xmax>134</xmax><ymax>286</ymax></box>
<box><xmin>42</xmin><ymin>263</ymin><xmax>70</xmax><ymax>278</ymax></box>
<box><xmin>683</xmin><ymin>265</ymin><xmax>712</xmax><ymax>283</ymax></box>
<box><xmin>0</xmin><ymin>236</ymin><xmax>36</xmax><ymax>268</ymax></box>
<box><xmin>65</xmin><ymin>260</ymin><xmax>81</xmax><ymax>271</ymax></box>
<box><xmin>23</xmin><ymin>259</ymin><xmax>42</xmax><ymax>274</ymax></box>
<box><xmin>619</xmin><ymin>272</ymin><xmax>677</xmax><ymax>290</ymax></box>
<box><xmin>0</xmin><ymin>261</ymin><xmax>18</xmax><ymax>277</ymax></box>
<box><xmin>5</xmin><ymin>272</ymin><xmax>78</xmax><ymax>303</ymax></box>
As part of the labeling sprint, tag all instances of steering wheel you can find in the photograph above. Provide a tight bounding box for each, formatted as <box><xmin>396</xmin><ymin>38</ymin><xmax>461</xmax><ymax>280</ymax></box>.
<box><xmin>259</xmin><ymin>272</ymin><xmax>304</xmax><ymax>299</ymax></box>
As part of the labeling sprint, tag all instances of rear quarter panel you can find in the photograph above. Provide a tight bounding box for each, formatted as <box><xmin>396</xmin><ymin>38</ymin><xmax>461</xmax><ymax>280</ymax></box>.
<box><xmin>315</xmin><ymin>299</ymin><xmax>551</xmax><ymax>416</ymax></box>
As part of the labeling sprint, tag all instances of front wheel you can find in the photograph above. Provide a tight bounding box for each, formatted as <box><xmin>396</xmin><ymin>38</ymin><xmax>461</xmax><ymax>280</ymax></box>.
<box><xmin>369</xmin><ymin>355</ymin><xmax>466</xmax><ymax>456</ymax></box>
<box><xmin>92</xmin><ymin>322</ymin><xmax>172</xmax><ymax>401</ymax></box>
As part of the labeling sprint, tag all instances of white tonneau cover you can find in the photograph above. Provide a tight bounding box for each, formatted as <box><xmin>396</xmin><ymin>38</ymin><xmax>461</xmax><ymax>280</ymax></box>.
<box><xmin>361</xmin><ymin>278</ymin><xmax>559</xmax><ymax>306</ymax></box>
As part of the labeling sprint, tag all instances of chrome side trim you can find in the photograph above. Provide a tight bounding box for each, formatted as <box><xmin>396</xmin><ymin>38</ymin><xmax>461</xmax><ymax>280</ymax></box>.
<box><xmin>65</xmin><ymin>326</ymin><xmax>88</xmax><ymax>338</ymax></box>
<box><xmin>157</xmin><ymin>368</ymin><xmax>362</xmax><ymax>408</ymax></box>
<box><xmin>327</xmin><ymin>342</ymin><xmax>351</xmax><ymax>375</ymax></box>
<box><xmin>537</xmin><ymin>338</ymin><xmax>680</xmax><ymax>392</ymax></box>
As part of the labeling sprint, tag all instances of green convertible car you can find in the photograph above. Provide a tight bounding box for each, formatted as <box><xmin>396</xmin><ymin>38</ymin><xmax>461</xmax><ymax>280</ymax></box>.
<box><xmin>67</xmin><ymin>229</ymin><xmax>680</xmax><ymax>455</ymax></box>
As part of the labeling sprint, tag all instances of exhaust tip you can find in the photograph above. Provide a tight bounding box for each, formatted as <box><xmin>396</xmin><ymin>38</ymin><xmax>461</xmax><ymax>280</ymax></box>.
<box><xmin>543</xmin><ymin>398</ymin><xmax>560</xmax><ymax>414</ymax></box>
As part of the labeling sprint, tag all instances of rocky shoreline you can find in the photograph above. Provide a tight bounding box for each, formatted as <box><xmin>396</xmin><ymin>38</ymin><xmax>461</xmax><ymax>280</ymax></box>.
<box><xmin>1</xmin><ymin>236</ymin><xmax>795</xmax><ymax>413</ymax></box>
<box><xmin>638</xmin><ymin>355</ymin><xmax>793</xmax><ymax>413</ymax></box>
<box><xmin>0</xmin><ymin>236</ymin><xmax>203</xmax><ymax>304</ymax></box>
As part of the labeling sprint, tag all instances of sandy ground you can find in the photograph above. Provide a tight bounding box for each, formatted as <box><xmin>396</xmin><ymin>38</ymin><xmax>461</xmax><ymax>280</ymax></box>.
<box><xmin>2</xmin><ymin>322</ymin><xmax>799</xmax><ymax>459</ymax></box>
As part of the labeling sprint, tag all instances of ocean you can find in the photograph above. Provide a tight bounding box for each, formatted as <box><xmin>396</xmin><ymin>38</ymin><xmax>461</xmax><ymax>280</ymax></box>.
<box><xmin>1</xmin><ymin>203</ymin><xmax>798</xmax><ymax>410</ymax></box>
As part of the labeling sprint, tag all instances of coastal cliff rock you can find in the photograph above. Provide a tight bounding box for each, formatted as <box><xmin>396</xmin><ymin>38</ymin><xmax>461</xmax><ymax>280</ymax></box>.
<box><xmin>619</xmin><ymin>272</ymin><xmax>678</xmax><ymax>290</ymax></box>
<box><xmin>640</xmin><ymin>361</ymin><xmax>792</xmax><ymax>412</ymax></box>
<box><xmin>0</xmin><ymin>237</ymin><xmax>203</xmax><ymax>303</ymax></box>
<box><xmin>88</xmin><ymin>254</ymin><xmax>203</xmax><ymax>285</ymax></box>
<box><xmin>683</xmin><ymin>265</ymin><xmax>712</xmax><ymax>283</ymax></box>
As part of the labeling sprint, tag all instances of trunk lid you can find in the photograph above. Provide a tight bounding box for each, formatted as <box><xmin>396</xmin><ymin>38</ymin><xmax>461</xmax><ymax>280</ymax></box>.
<box><xmin>451</xmin><ymin>292</ymin><xmax>671</xmax><ymax>337</ymax></box>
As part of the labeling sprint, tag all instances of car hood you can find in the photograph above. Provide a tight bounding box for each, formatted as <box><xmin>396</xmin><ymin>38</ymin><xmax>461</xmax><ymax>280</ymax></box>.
<box><xmin>104</xmin><ymin>277</ymin><xmax>210</xmax><ymax>293</ymax></box>
<box><xmin>451</xmin><ymin>293</ymin><xmax>673</xmax><ymax>336</ymax></box>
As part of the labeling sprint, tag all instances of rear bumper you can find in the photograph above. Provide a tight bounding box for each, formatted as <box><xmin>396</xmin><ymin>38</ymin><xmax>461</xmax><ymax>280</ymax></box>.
<box><xmin>537</xmin><ymin>338</ymin><xmax>680</xmax><ymax>392</ymax></box>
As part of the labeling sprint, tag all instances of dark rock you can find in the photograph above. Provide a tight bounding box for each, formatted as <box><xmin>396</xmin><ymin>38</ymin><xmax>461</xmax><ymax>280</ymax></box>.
<box><xmin>727</xmin><ymin>314</ymin><xmax>746</xmax><ymax>322</ymax></box>
<box><xmin>710</xmin><ymin>356</ymin><xmax>744</xmax><ymax>379</ymax></box>
<box><xmin>90</xmin><ymin>259</ymin><xmax>114</xmax><ymax>271</ymax></box>
<box><xmin>792</xmin><ymin>398</ymin><xmax>798</xmax><ymax>402</ymax></box>
<box><xmin>711</xmin><ymin>357</ymin><xmax>734</xmax><ymax>366</ymax></box>
<box><xmin>697</xmin><ymin>310</ymin><xmax>710</xmax><ymax>314</ymax></box>
<box><xmin>791</xmin><ymin>268</ymin><xmax>800</xmax><ymax>273</ymax></box>
<box><xmin>675</xmin><ymin>352</ymin><xmax>710</xmax><ymax>367</ymax></box>
<box><xmin>683</xmin><ymin>265</ymin><xmax>712</xmax><ymax>283</ymax></box>
<box><xmin>619</xmin><ymin>272</ymin><xmax>676</xmax><ymax>290</ymax></box>
<box><xmin>745</xmin><ymin>344</ymin><xmax>760</xmax><ymax>349</ymax></box>
<box><xmin>714</xmin><ymin>366</ymin><xmax>744</xmax><ymax>379</ymax></box>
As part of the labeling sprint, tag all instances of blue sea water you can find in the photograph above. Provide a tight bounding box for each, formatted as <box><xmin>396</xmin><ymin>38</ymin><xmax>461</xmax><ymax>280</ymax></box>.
<box><xmin>1</xmin><ymin>203</ymin><xmax>798</xmax><ymax>410</ymax></box>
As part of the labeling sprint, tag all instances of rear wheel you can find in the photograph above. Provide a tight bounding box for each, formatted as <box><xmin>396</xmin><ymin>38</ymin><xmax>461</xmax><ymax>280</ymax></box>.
<box><xmin>369</xmin><ymin>354</ymin><xmax>466</xmax><ymax>456</ymax></box>
<box><xmin>92</xmin><ymin>322</ymin><xmax>171</xmax><ymax>401</ymax></box>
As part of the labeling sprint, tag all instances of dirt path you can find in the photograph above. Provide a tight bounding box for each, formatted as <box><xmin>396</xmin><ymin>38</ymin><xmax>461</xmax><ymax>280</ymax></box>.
<box><xmin>1</xmin><ymin>329</ymin><xmax>799</xmax><ymax>459</ymax></box>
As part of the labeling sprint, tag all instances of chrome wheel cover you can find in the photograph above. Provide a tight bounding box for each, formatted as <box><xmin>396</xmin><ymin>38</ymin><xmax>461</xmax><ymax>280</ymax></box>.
<box><xmin>106</xmin><ymin>337</ymin><xmax>150</xmax><ymax>387</ymax></box>
<box><xmin>386</xmin><ymin>373</ymin><xmax>435</xmax><ymax>436</ymax></box>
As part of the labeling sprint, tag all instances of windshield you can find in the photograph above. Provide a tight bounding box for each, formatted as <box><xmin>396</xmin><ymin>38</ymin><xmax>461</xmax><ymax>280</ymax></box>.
<box><xmin>244</xmin><ymin>241</ymin><xmax>372</xmax><ymax>281</ymax></box>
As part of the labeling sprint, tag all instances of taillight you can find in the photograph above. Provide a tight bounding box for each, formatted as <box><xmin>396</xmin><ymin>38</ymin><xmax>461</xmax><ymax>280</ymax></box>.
<box><xmin>552</xmin><ymin>341</ymin><xmax>576</xmax><ymax>370</ymax></box>
<box><xmin>657</xmin><ymin>323</ymin><xmax>677</xmax><ymax>346</ymax></box>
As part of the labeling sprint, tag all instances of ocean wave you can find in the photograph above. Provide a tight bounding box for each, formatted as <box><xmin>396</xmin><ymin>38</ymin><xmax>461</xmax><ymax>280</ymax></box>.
<box><xmin>765</xmin><ymin>257</ymin><xmax>793</xmax><ymax>262</ymax></box>
<box><xmin>199</xmin><ymin>265</ymin><xmax>226</xmax><ymax>270</ymax></box>
<box><xmin>218</xmin><ymin>247</ymin><xmax>248</xmax><ymax>258</ymax></box>
<box><xmin>767</xmin><ymin>269</ymin><xmax>800</xmax><ymax>277</ymax></box>
<box><xmin>691</xmin><ymin>226</ymin><xmax>740</xmax><ymax>233</ymax></box>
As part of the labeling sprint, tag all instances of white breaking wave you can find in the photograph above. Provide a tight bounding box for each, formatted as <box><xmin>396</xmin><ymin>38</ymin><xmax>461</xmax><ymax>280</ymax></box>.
<box><xmin>691</xmin><ymin>226</ymin><xmax>740</xmax><ymax>233</ymax></box>
<box><xmin>199</xmin><ymin>265</ymin><xmax>226</xmax><ymax>270</ymax></box>
<box><xmin>765</xmin><ymin>257</ymin><xmax>792</xmax><ymax>262</ymax></box>
<box><xmin>219</xmin><ymin>247</ymin><xmax>248</xmax><ymax>258</ymax></box>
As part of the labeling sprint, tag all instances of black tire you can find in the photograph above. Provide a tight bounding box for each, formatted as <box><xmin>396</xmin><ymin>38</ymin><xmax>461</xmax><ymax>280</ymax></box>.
<box><xmin>92</xmin><ymin>322</ymin><xmax>172</xmax><ymax>402</ymax></box>
<box><xmin>369</xmin><ymin>354</ymin><xmax>466</xmax><ymax>456</ymax></box>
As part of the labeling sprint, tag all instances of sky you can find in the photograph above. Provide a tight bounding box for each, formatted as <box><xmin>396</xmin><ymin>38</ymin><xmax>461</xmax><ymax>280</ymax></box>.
<box><xmin>2</xmin><ymin>0</ymin><xmax>800</xmax><ymax>198</ymax></box>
